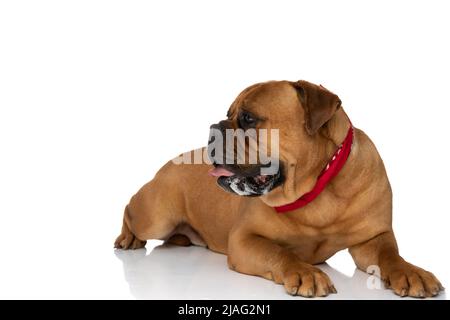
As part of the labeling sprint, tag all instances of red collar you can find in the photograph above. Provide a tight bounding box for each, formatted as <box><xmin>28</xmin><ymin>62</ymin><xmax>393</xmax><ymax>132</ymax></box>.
<box><xmin>274</xmin><ymin>123</ymin><xmax>354</xmax><ymax>213</ymax></box>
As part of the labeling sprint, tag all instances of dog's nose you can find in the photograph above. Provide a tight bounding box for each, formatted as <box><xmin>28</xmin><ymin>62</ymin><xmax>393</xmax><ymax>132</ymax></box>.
<box><xmin>211</xmin><ymin>120</ymin><xmax>233</xmax><ymax>130</ymax></box>
<box><xmin>209</xmin><ymin>123</ymin><xmax>221</xmax><ymax>131</ymax></box>
<box><xmin>208</xmin><ymin>120</ymin><xmax>231</xmax><ymax>145</ymax></box>
<box><xmin>208</xmin><ymin>120</ymin><xmax>234</xmax><ymax>164</ymax></box>
<box><xmin>208</xmin><ymin>123</ymin><xmax>221</xmax><ymax>146</ymax></box>
<box><xmin>208</xmin><ymin>122</ymin><xmax>228</xmax><ymax>164</ymax></box>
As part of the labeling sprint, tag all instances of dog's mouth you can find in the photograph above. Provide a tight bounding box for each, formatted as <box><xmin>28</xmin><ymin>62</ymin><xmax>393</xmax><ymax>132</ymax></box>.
<box><xmin>208</xmin><ymin>164</ymin><xmax>283</xmax><ymax>197</ymax></box>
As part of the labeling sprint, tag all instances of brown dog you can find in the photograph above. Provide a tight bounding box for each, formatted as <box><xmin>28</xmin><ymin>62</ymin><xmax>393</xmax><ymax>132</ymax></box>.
<box><xmin>115</xmin><ymin>80</ymin><xmax>443</xmax><ymax>298</ymax></box>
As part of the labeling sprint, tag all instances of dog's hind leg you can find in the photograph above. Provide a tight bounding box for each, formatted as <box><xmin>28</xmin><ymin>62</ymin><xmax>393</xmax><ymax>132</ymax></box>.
<box><xmin>114</xmin><ymin>206</ymin><xmax>147</xmax><ymax>250</ymax></box>
<box><xmin>167</xmin><ymin>234</ymin><xmax>192</xmax><ymax>246</ymax></box>
<box><xmin>115</xmin><ymin>161</ymin><xmax>198</xmax><ymax>250</ymax></box>
<box><xmin>114</xmin><ymin>178</ymin><xmax>187</xmax><ymax>250</ymax></box>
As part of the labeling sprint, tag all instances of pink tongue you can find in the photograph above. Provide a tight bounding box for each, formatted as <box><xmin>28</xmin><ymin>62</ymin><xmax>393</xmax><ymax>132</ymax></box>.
<box><xmin>208</xmin><ymin>166</ymin><xmax>235</xmax><ymax>177</ymax></box>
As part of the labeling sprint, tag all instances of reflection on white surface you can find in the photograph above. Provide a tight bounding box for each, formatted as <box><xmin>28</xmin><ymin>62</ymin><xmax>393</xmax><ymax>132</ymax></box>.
<box><xmin>115</xmin><ymin>243</ymin><xmax>447</xmax><ymax>300</ymax></box>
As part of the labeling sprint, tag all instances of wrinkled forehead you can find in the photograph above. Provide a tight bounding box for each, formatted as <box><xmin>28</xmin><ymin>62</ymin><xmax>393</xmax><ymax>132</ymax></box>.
<box><xmin>227</xmin><ymin>81</ymin><xmax>299</xmax><ymax>118</ymax></box>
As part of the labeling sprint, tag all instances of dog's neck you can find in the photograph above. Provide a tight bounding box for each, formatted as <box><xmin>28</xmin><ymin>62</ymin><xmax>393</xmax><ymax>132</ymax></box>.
<box><xmin>295</xmin><ymin>108</ymin><xmax>355</xmax><ymax>196</ymax></box>
<box><xmin>322</xmin><ymin>108</ymin><xmax>352</xmax><ymax>149</ymax></box>
<box><xmin>320</xmin><ymin>108</ymin><xmax>360</xmax><ymax>190</ymax></box>
<box><xmin>262</xmin><ymin>108</ymin><xmax>358</xmax><ymax>209</ymax></box>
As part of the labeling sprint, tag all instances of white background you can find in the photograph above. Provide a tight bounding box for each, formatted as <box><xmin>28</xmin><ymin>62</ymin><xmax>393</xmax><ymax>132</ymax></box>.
<box><xmin>0</xmin><ymin>0</ymin><xmax>449</xmax><ymax>299</ymax></box>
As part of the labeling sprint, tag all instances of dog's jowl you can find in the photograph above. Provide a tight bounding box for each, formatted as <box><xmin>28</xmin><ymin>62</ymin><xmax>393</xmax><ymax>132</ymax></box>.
<box><xmin>115</xmin><ymin>80</ymin><xmax>443</xmax><ymax>298</ymax></box>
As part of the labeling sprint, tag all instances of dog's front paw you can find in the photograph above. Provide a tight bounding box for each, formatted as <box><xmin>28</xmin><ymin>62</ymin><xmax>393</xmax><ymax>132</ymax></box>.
<box><xmin>383</xmin><ymin>261</ymin><xmax>444</xmax><ymax>298</ymax></box>
<box><xmin>279</xmin><ymin>263</ymin><xmax>336</xmax><ymax>297</ymax></box>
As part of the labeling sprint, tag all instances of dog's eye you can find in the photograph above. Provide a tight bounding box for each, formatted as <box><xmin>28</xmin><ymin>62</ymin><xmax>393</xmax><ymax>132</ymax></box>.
<box><xmin>239</xmin><ymin>112</ymin><xmax>257</xmax><ymax>128</ymax></box>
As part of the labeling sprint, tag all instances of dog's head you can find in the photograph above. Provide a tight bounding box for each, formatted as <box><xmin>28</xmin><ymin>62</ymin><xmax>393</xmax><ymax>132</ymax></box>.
<box><xmin>207</xmin><ymin>80</ymin><xmax>342</xmax><ymax>205</ymax></box>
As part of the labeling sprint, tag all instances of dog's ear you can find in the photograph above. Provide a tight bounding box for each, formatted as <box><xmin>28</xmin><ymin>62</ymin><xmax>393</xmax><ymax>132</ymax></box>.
<box><xmin>293</xmin><ymin>80</ymin><xmax>342</xmax><ymax>135</ymax></box>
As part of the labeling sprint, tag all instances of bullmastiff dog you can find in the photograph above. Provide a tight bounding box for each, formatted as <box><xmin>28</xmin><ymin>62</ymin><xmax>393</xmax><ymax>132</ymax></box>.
<box><xmin>114</xmin><ymin>80</ymin><xmax>443</xmax><ymax>298</ymax></box>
